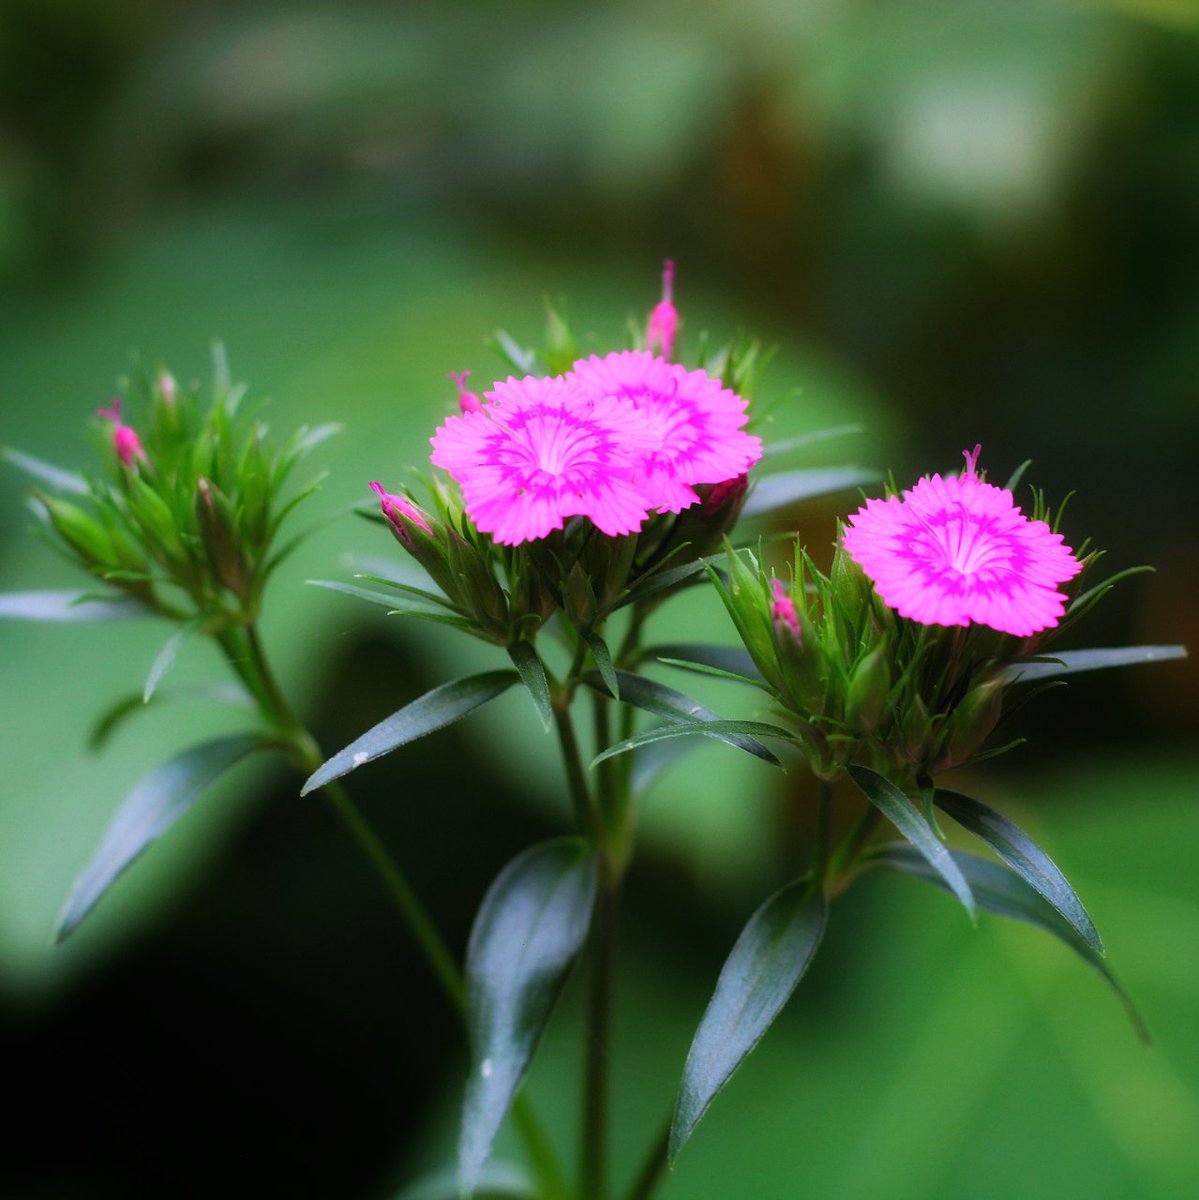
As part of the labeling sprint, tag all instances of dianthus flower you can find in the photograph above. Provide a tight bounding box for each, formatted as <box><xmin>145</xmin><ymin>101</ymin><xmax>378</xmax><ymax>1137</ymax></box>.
<box><xmin>430</xmin><ymin>374</ymin><xmax>659</xmax><ymax>545</ymax></box>
<box><xmin>841</xmin><ymin>446</ymin><xmax>1082</xmax><ymax>637</ymax></box>
<box><xmin>570</xmin><ymin>350</ymin><xmax>762</xmax><ymax>513</ymax></box>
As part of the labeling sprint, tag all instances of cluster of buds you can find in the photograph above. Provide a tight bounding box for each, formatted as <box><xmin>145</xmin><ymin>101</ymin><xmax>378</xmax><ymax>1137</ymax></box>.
<box><xmin>716</xmin><ymin>451</ymin><xmax>1100</xmax><ymax>787</ymax></box>
<box><xmin>33</xmin><ymin>358</ymin><xmax>336</xmax><ymax>625</ymax></box>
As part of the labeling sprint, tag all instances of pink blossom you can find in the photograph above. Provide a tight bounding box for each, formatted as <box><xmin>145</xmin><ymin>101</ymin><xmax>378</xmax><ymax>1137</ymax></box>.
<box><xmin>646</xmin><ymin>259</ymin><xmax>679</xmax><ymax>360</ymax></box>
<box><xmin>450</xmin><ymin>370</ymin><xmax>482</xmax><ymax>414</ymax></box>
<box><xmin>96</xmin><ymin>399</ymin><xmax>147</xmax><ymax>468</ymax></box>
<box><xmin>369</xmin><ymin>481</ymin><xmax>432</xmax><ymax>549</ymax></box>
<box><xmin>570</xmin><ymin>350</ymin><xmax>762</xmax><ymax>513</ymax></box>
<box><xmin>842</xmin><ymin>447</ymin><xmax>1082</xmax><ymax>637</ymax></box>
<box><xmin>770</xmin><ymin>578</ymin><xmax>800</xmax><ymax>638</ymax></box>
<box><xmin>430</xmin><ymin>374</ymin><xmax>659</xmax><ymax>545</ymax></box>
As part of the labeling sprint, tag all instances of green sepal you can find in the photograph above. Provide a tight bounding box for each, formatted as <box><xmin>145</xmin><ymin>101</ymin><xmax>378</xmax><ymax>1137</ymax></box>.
<box><xmin>55</xmin><ymin>733</ymin><xmax>265</xmax><ymax>941</ymax></box>
<box><xmin>847</xmin><ymin>764</ymin><xmax>976</xmax><ymax>920</ymax></box>
<box><xmin>871</xmin><ymin>843</ymin><xmax>1147</xmax><ymax>1044</ymax></box>
<box><xmin>507</xmin><ymin>642</ymin><xmax>552</xmax><ymax>731</ymax></box>
<box><xmin>301</xmin><ymin>671</ymin><xmax>520</xmax><ymax>795</ymax></box>
<box><xmin>934</xmin><ymin>788</ymin><xmax>1103</xmax><ymax>954</ymax></box>
<box><xmin>669</xmin><ymin>880</ymin><xmax>827</xmax><ymax>1163</ymax></box>
<box><xmin>584</xmin><ymin>670</ymin><xmax>782</xmax><ymax>766</ymax></box>
<box><xmin>459</xmin><ymin>838</ymin><xmax>598</xmax><ymax>1197</ymax></box>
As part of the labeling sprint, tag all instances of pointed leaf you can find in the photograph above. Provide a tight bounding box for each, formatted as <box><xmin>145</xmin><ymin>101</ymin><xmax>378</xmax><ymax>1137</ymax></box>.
<box><xmin>89</xmin><ymin>683</ymin><xmax>252</xmax><ymax>751</ymax></box>
<box><xmin>143</xmin><ymin>621</ymin><xmax>197</xmax><ymax>703</ymax></box>
<box><xmin>872</xmin><ymin>843</ymin><xmax>1147</xmax><ymax>1044</ymax></box>
<box><xmin>759</xmin><ymin>424</ymin><xmax>863</xmax><ymax>460</ymax></box>
<box><xmin>1001</xmin><ymin>644</ymin><xmax>1187</xmax><ymax>684</ymax></box>
<box><xmin>583</xmin><ymin>631</ymin><xmax>619</xmax><ymax>699</ymax></box>
<box><xmin>593</xmin><ymin>718</ymin><xmax>795</xmax><ymax>767</ymax></box>
<box><xmin>741</xmin><ymin>467</ymin><xmax>878</xmax><ymax>518</ymax></box>
<box><xmin>301</xmin><ymin>671</ymin><xmax>519</xmax><ymax>795</ymax></box>
<box><xmin>308</xmin><ymin>579</ymin><xmax>475</xmax><ymax>628</ymax></box>
<box><xmin>507</xmin><ymin>642</ymin><xmax>552</xmax><ymax>731</ymax></box>
<box><xmin>55</xmin><ymin>734</ymin><xmax>263</xmax><ymax>941</ymax></box>
<box><xmin>847</xmin><ymin>764</ymin><xmax>976</xmax><ymax>920</ymax></box>
<box><xmin>585</xmin><ymin>671</ymin><xmax>781</xmax><ymax>765</ymax></box>
<box><xmin>647</xmin><ymin>642</ymin><xmax>767</xmax><ymax>687</ymax></box>
<box><xmin>2</xmin><ymin>446</ymin><xmax>89</xmax><ymax>494</ymax></box>
<box><xmin>670</xmin><ymin>881</ymin><xmax>827</xmax><ymax>1162</ymax></box>
<box><xmin>0</xmin><ymin>590</ymin><xmax>147</xmax><ymax>621</ymax></box>
<box><xmin>460</xmin><ymin>838</ymin><xmax>598</xmax><ymax>1195</ymax></box>
<box><xmin>934</xmin><ymin>788</ymin><xmax>1103</xmax><ymax>954</ymax></box>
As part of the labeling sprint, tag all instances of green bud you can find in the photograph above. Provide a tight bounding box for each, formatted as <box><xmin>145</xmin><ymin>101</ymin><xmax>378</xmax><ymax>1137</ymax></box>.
<box><xmin>937</xmin><ymin>676</ymin><xmax>1005</xmax><ymax>771</ymax></box>
<box><xmin>38</xmin><ymin>493</ymin><xmax>114</xmax><ymax>568</ymax></box>
<box><xmin>196</xmin><ymin>478</ymin><xmax>250</xmax><ymax>599</ymax></box>
<box><xmin>845</xmin><ymin>642</ymin><xmax>891</xmax><ymax>735</ymax></box>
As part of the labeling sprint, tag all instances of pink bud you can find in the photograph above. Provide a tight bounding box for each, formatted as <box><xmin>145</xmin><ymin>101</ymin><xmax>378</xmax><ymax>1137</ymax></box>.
<box><xmin>97</xmin><ymin>399</ymin><xmax>147</xmax><ymax>468</ymax></box>
<box><xmin>369</xmin><ymin>481</ymin><xmax>432</xmax><ymax>549</ymax></box>
<box><xmin>770</xmin><ymin>578</ymin><xmax>800</xmax><ymax>639</ymax></box>
<box><xmin>646</xmin><ymin>259</ymin><xmax>679</xmax><ymax>360</ymax></box>
<box><xmin>449</xmin><ymin>371</ymin><xmax>483</xmax><ymax>415</ymax></box>
<box><xmin>703</xmin><ymin>472</ymin><xmax>749</xmax><ymax>515</ymax></box>
<box><xmin>158</xmin><ymin>370</ymin><xmax>177</xmax><ymax>407</ymax></box>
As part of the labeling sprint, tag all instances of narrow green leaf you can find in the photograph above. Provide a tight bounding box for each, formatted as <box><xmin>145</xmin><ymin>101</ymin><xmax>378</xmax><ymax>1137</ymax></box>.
<box><xmin>89</xmin><ymin>683</ymin><xmax>252</xmax><ymax>751</ymax></box>
<box><xmin>460</xmin><ymin>838</ymin><xmax>598</xmax><ymax>1195</ymax></box>
<box><xmin>670</xmin><ymin>881</ymin><xmax>827</xmax><ymax>1162</ymax></box>
<box><xmin>1066</xmin><ymin>565</ymin><xmax>1154</xmax><ymax>620</ymax></box>
<box><xmin>647</xmin><ymin>642</ymin><xmax>767</xmax><ymax>687</ymax></box>
<box><xmin>55</xmin><ymin>734</ymin><xmax>263</xmax><ymax>941</ymax></box>
<box><xmin>143</xmin><ymin>621</ymin><xmax>197</xmax><ymax>703</ymax></box>
<box><xmin>0</xmin><ymin>590</ymin><xmax>148</xmax><ymax>621</ymax></box>
<box><xmin>620</xmin><ymin>552</ymin><xmax>725</xmax><ymax>605</ymax></box>
<box><xmin>1001</xmin><ymin>644</ymin><xmax>1187</xmax><ymax>684</ymax></box>
<box><xmin>308</xmin><ymin>579</ymin><xmax>475</xmax><ymax>629</ymax></box>
<box><xmin>847</xmin><ymin>764</ymin><xmax>976</xmax><ymax>920</ymax></box>
<box><xmin>354</xmin><ymin>573</ymin><xmax>455</xmax><ymax>610</ymax></box>
<box><xmin>586</xmin><ymin>670</ymin><xmax>781</xmax><ymax>765</ymax></box>
<box><xmin>2</xmin><ymin>446</ymin><xmax>89</xmax><ymax>494</ymax></box>
<box><xmin>507</xmin><ymin>642</ymin><xmax>552</xmax><ymax>731</ymax></box>
<box><xmin>593</xmin><ymin>718</ymin><xmax>795</xmax><ymax>767</ymax></box>
<box><xmin>934</xmin><ymin>789</ymin><xmax>1103</xmax><ymax>954</ymax></box>
<box><xmin>741</xmin><ymin>467</ymin><xmax>878</xmax><ymax>518</ymax></box>
<box><xmin>583</xmin><ymin>631</ymin><xmax>619</xmax><ymax>699</ymax></box>
<box><xmin>301</xmin><ymin>671</ymin><xmax>519</xmax><ymax>795</ymax></box>
<box><xmin>759</xmin><ymin>424</ymin><xmax>863</xmax><ymax>460</ymax></box>
<box><xmin>872</xmin><ymin>844</ymin><xmax>1148</xmax><ymax>1044</ymax></box>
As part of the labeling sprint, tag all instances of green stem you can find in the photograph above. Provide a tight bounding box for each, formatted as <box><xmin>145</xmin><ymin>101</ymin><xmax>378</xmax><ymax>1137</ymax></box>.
<box><xmin>814</xmin><ymin>778</ymin><xmax>833</xmax><ymax>883</ymax></box>
<box><xmin>583</xmin><ymin>865</ymin><xmax>620</xmax><ymax>1200</ymax></box>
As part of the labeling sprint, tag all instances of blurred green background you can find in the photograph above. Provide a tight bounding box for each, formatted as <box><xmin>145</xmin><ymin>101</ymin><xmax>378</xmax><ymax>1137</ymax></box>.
<box><xmin>1</xmin><ymin>1</ymin><xmax>1197</xmax><ymax>1197</ymax></box>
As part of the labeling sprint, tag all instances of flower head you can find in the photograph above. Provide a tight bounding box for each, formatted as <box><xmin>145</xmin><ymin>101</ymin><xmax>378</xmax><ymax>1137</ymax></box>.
<box><xmin>570</xmin><ymin>350</ymin><xmax>762</xmax><ymax>513</ymax></box>
<box><xmin>370</xmin><ymin>481</ymin><xmax>432</xmax><ymax>549</ymax></box>
<box><xmin>97</xmin><ymin>398</ymin><xmax>147</xmax><ymax>468</ymax></box>
<box><xmin>842</xmin><ymin>446</ymin><xmax>1082</xmax><ymax>637</ymax></box>
<box><xmin>430</xmin><ymin>374</ymin><xmax>659</xmax><ymax>545</ymax></box>
<box><xmin>646</xmin><ymin>259</ymin><xmax>679</xmax><ymax>360</ymax></box>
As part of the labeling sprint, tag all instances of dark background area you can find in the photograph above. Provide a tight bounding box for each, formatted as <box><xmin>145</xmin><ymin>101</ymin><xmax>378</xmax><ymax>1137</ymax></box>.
<box><xmin>1</xmin><ymin>2</ymin><xmax>1196</xmax><ymax>1197</ymax></box>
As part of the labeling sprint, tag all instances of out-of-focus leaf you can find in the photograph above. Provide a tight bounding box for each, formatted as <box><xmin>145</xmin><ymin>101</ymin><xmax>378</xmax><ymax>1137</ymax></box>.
<box><xmin>301</xmin><ymin>671</ymin><xmax>519</xmax><ymax>795</ymax></box>
<box><xmin>0</xmin><ymin>590</ymin><xmax>148</xmax><ymax>621</ymax></box>
<box><xmin>847</xmin><ymin>765</ymin><xmax>975</xmax><ymax>920</ymax></box>
<box><xmin>2</xmin><ymin>446</ymin><xmax>89</xmax><ymax>494</ymax></box>
<box><xmin>585</xmin><ymin>670</ymin><xmax>781</xmax><ymax>765</ymax></box>
<box><xmin>935</xmin><ymin>788</ymin><xmax>1102</xmax><ymax>954</ymax></box>
<box><xmin>392</xmin><ymin>1159</ymin><xmax>535</xmax><ymax>1200</ymax></box>
<box><xmin>460</xmin><ymin>838</ymin><xmax>597</xmax><ymax>1196</ymax></box>
<box><xmin>55</xmin><ymin>734</ymin><xmax>264</xmax><ymax>941</ymax></box>
<box><xmin>1001</xmin><ymin>645</ymin><xmax>1187</xmax><ymax>684</ymax></box>
<box><xmin>670</xmin><ymin>880</ymin><xmax>826</xmax><ymax>1162</ymax></box>
<box><xmin>741</xmin><ymin>467</ymin><xmax>878</xmax><ymax>518</ymax></box>
<box><xmin>507</xmin><ymin>642</ymin><xmax>552</xmax><ymax>731</ymax></box>
<box><xmin>89</xmin><ymin>683</ymin><xmax>252</xmax><ymax>751</ymax></box>
<box><xmin>143</xmin><ymin>621</ymin><xmax>197</xmax><ymax>703</ymax></box>
<box><xmin>759</xmin><ymin>424</ymin><xmax>863</xmax><ymax>460</ymax></box>
<box><xmin>871</xmin><ymin>844</ymin><xmax>1148</xmax><ymax>1044</ymax></box>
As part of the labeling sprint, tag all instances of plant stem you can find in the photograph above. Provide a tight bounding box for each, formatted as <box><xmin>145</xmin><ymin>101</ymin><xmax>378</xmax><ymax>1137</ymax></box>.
<box><xmin>583</xmin><ymin>864</ymin><xmax>620</xmax><ymax>1200</ymax></box>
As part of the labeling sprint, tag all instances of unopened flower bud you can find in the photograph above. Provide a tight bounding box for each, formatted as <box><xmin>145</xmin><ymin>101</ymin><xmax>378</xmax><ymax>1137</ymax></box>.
<box><xmin>449</xmin><ymin>371</ymin><xmax>482</xmax><ymax>414</ymax></box>
<box><xmin>97</xmin><ymin>399</ymin><xmax>147</xmax><ymax>469</ymax></box>
<box><xmin>158</xmin><ymin>370</ymin><xmax>177</xmax><ymax>407</ymax></box>
<box><xmin>369</xmin><ymin>481</ymin><xmax>432</xmax><ymax>550</ymax></box>
<box><xmin>845</xmin><ymin>643</ymin><xmax>890</xmax><ymax>735</ymax></box>
<box><xmin>937</xmin><ymin>676</ymin><xmax>1005</xmax><ymax>771</ymax></box>
<box><xmin>646</xmin><ymin>259</ymin><xmax>679</xmax><ymax>360</ymax></box>
<box><xmin>196</xmin><ymin>477</ymin><xmax>250</xmax><ymax>598</ymax></box>
<box><xmin>770</xmin><ymin>578</ymin><xmax>800</xmax><ymax>638</ymax></box>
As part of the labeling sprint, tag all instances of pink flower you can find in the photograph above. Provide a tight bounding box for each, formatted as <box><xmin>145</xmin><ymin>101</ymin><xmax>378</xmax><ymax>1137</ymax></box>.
<box><xmin>449</xmin><ymin>370</ymin><xmax>482</xmax><ymax>414</ymax></box>
<box><xmin>97</xmin><ymin>399</ymin><xmax>147</xmax><ymax>468</ymax></box>
<box><xmin>842</xmin><ymin>446</ymin><xmax>1082</xmax><ymax>637</ymax></box>
<box><xmin>430</xmin><ymin>374</ymin><xmax>659</xmax><ymax>545</ymax></box>
<box><xmin>570</xmin><ymin>350</ymin><xmax>762</xmax><ymax>513</ymax></box>
<box><xmin>369</xmin><ymin>481</ymin><xmax>432</xmax><ymax>549</ymax></box>
<box><xmin>646</xmin><ymin>259</ymin><xmax>679</xmax><ymax>360</ymax></box>
<box><xmin>770</xmin><ymin>578</ymin><xmax>800</xmax><ymax>638</ymax></box>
